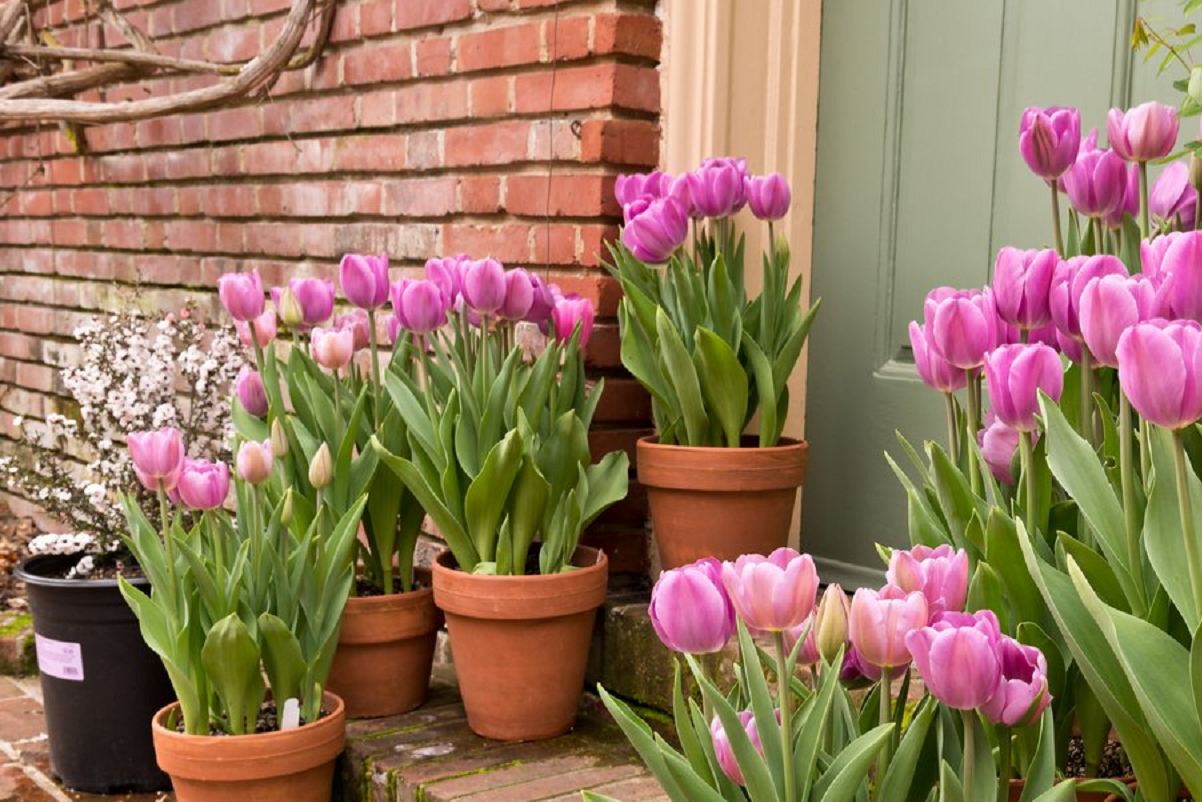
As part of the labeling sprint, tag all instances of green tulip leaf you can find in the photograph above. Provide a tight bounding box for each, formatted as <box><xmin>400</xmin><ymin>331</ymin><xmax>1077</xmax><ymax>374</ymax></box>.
<box><xmin>595</xmin><ymin>685</ymin><xmax>692</xmax><ymax>802</ymax></box>
<box><xmin>693</xmin><ymin>328</ymin><xmax>749</xmax><ymax>448</ymax></box>
<box><xmin>813</xmin><ymin>724</ymin><xmax>892</xmax><ymax>802</ymax></box>
<box><xmin>1192</xmin><ymin>622</ymin><xmax>1202</xmax><ymax>727</ymax></box>
<box><xmin>464</xmin><ymin>429</ymin><xmax>525</xmax><ymax>562</ymax></box>
<box><xmin>1017</xmin><ymin>707</ymin><xmax>1057</xmax><ymax>801</ymax></box>
<box><xmin>938</xmin><ymin>760</ymin><xmax>964</xmax><ymax>802</ymax></box>
<box><xmin>507</xmin><ymin>455</ymin><xmax>550</xmax><ymax>575</ymax></box>
<box><xmin>1145</xmin><ymin>426</ymin><xmax>1202</xmax><ymax>631</ymax></box>
<box><xmin>741</xmin><ymin>333</ymin><xmax>778</xmax><ymax>447</ymax></box>
<box><xmin>656</xmin><ymin>307</ymin><xmax>708</xmax><ymax>446</ymax></box>
<box><xmin>201</xmin><ymin>614</ymin><xmax>266</xmax><ymax>736</ymax></box>
<box><xmin>1029</xmin><ymin>782</ymin><xmax>1079</xmax><ymax>802</ymax></box>
<box><xmin>877</xmin><ymin>695</ymin><xmax>937</xmax><ymax>802</ymax></box>
<box><xmin>257</xmin><ymin>613</ymin><xmax>305</xmax><ymax>712</ymax></box>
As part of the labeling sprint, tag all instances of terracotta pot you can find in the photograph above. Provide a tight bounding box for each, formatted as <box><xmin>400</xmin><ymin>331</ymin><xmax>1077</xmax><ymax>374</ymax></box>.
<box><xmin>637</xmin><ymin>435</ymin><xmax>809</xmax><ymax>569</ymax></box>
<box><xmin>326</xmin><ymin>587</ymin><xmax>442</xmax><ymax>718</ymax></box>
<box><xmin>151</xmin><ymin>691</ymin><xmax>346</xmax><ymax>802</ymax></box>
<box><xmin>432</xmin><ymin>546</ymin><xmax>608</xmax><ymax>741</ymax></box>
<box><xmin>1009</xmin><ymin>777</ymin><xmax>1137</xmax><ymax>802</ymax></box>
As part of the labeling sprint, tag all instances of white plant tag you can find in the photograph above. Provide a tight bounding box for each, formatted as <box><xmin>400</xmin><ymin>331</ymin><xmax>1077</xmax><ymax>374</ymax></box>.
<box><xmin>34</xmin><ymin>634</ymin><xmax>84</xmax><ymax>681</ymax></box>
<box><xmin>281</xmin><ymin>697</ymin><xmax>301</xmax><ymax>731</ymax></box>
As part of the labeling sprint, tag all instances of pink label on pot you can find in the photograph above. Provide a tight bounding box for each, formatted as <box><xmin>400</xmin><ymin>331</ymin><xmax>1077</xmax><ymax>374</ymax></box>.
<box><xmin>35</xmin><ymin>635</ymin><xmax>84</xmax><ymax>682</ymax></box>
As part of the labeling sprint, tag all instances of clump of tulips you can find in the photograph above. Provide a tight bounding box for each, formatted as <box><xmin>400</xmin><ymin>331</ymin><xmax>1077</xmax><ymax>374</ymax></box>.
<box><xmin>596</xmin><ymin>545</ymin><xmax>1087</xmax><ymax>802</ymax></box>
<box><xmin>607</xmin><ymin>159</ymin><xmax>820</xmax><ymax>448</ymax></box>
<box><xmin>895</xmin><ymin>97</ymin><xmax>1202</xmax><ymax>800</ymax></box>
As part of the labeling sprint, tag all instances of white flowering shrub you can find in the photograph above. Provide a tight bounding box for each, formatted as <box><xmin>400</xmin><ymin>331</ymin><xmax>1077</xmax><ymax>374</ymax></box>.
<box><xmin>0</xmin><ymin>303</ymin><xmax>247</xmax><ymax>567</ymax></box>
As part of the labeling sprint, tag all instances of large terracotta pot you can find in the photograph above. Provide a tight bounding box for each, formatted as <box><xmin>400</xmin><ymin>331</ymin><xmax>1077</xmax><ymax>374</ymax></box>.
<box><xmin>432</xmin><ymin>546</ymin><xmax>608</xmax><ymax>742</ymax></box>
<box><xmin>151</xmin><ymin>691</ymin><xmax>346</xmax><ymax>802</ymax></box>
<box><xmin>1009</xmin><ymin>778</ymin><xmax>1137</xmax><ymax>802</ymax></box>
<box><xmin>326</xmin><ymin>587</ymin><xmax>441</xmax><ymax>718</ymax></box>
<box><xmin>637</xmin><ymin>435</ymin><xmax>809</xmax><ymax>569</ymax></box>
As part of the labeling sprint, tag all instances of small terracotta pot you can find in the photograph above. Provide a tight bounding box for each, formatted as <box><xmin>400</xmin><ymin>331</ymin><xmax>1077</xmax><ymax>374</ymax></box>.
<box><xmin>151</xmin><ymin>691</ymin><xmax>346</xmax><ymax>802</ymax></box>
<box><xmin>432</xmin><ymin>546</ymin><xmax>608</xmax><ymax>742</ymax></box>
<box><xmin>326</xmin><ymin>587</ymin><xmax>442</xmax><ymax>718</ymax></box>
<box><xmin>1009</xmin><ymin>777</ymin><xmax>1137</xmax><ymax>802</ymax></box>
<box><xmin>637</xmin><ymin>435</ymin><xmax>809</xmax><ymax>569</ymax></box>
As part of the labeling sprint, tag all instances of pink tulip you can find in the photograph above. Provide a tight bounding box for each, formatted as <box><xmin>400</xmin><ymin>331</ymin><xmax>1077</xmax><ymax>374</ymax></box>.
<box><xmin>384</xmin><ymin>314</ymin><xmax>401</xmax><ymax>345</ymax></box>
<box><xmin>614</xmin><ymin>171</ymin><xmax>673</xmax><ymax>208</ymax></box>
<box><xmin>1151</xmin><ymin>162</ymin><xmax>1198</xmax><ymax>231</ymax></box>
<box><xmin>1108</xmin><ymin>102</ymin><xmax>1179</xmax><ymax>163</ymax></box>
<box><xmin>339</xmin><ymin>253</ymin><xmax>391</xmax><ymax>309</ymax></box>
<box><xmin>274</xmin><ymin>277</ymin><xmax>334</xmax><ymax>326</ymax></box>
<box><xmin>686</xmin><ymin>160</ymin><xmax>748</xmax><ymax>218</ymax></box>
<box><xmin>649</xmin><ymin>558</ymin><xmax>735</xmax><ymax>655</ymax></box>
<box><xmin>235</xmin><ymin>308</ymin><xmax>277</xmax><ymax>349</ymax></box>
<box><xmin>721</xmin><ymin>548</ymin><xmax>819</xmax><ymax>633</ymax></box>
<box><xmin>993</xmin><ymin>247</ymin><xmax>1057</xmax><ymax>331</ymax></box>
<box><xmin>984</xmin><ymin>343</ymin><xmax>1064</xmax><ymax>432</ymax></box>
<box><xmin>982</xmin><ymin>636</ymin><xmax>1051</xmax><ymax>726</ymax></box>
<box><xmin>840</xmin><ymin>645</ymin><xmax>886</xmax><ymax>687</ymax></box>
<box><xmin>745</xmin><ymin>173</ymin><xmax>791</xmax><ymax>221</ymax></box>
<box><xmin>979</xmin><ymin>415</ymin><xmax>1022</xmax><ymax>485</ymax></box>
<box><xmin>396</xmin><ymin>280</ymin><xmax>448</xmax><ymax>334</ymax></box>
<box><xmin>311</xmin><ymin>326</ymin><xmax>355</xmax><ymax>371</ymax></box>
<box><xmin>1153</xmin><ymin>231</ymin><xmax>1202</xmax><ymax>321</ymax></box>
<box><xmin>1079</xmin><ymin>274</ymin><xmax>1157</xmax><ymax>368</ymax></box>
<box><xmin>175</xmin><ymin>458</ymin><xmax>230</xmax><ymax>510</ymax></box>
<box><xmin>848</xmin><ymin>585</ymin><xmax>928</xmax><ymax>669</ymax></box>
<box><xmin>1049</xmin><ymin>255</ymin><xmax>1127</xmax><ymax>342</ymax></box>
<box><xmin>927</xmin><ymin>288</ymin><xmax>999</xmax><ymax>370</ymax></box>
<box><xmin>551</xmin><ymin>295</ymin><xmax>595</xmax><ymax>348</ymax></box>
<box><xmin>886</xmin><ymin>544</ymin><xmax>968</xmax><ymax>615</ymax></box>
<box><xmin>334</xmin><ymin>310</ymin><xmax>370</xmax><ymax>352</ymax></box>
<box><xmin>1103</xmin><ymin>162</ymin><xmax>1141</xmax><ymax>229</ymax></box>
<box><xmin>425</xmin><ymin>255</ymin><xmax>467</xmax><ymax>306</ymax></box>
<box><xmin>784</xmin><ymin>614</ymin><xmax>822</xmax><ymax>666</ymax></box>
<box><xmin>1142</xmin><ymin>230</ymin><xmax>1183</xmax><ymax>285</ymax></box>
<box><xmin>1019</xmin><ymin>107</ymin><xmax>1082</xmax><ymax>180</ymax></box>
<box><xmin>710</xmin><ymin>711</ymin><xmax>764</xmax><ymax>786</ymax></box>
<box><xmin>236</xmin><ymin>440</ymin><xmax>273</xmax><ymax>486</ymax></box>
<box><xmin>905</xmin><ymin>610</ymin><xmax>1004</xmax><ymax>711</ymax></box>
<box><xmin>128</xmin><ymin>427</ymin><xmax>186</xmax><ymax>493</ymax></box>
<box><xmin>1117</xmin><ymin>319</ymin><xmax>1202</xmax><ymax>430</ymax></box>
<box><xmin>1063</xmin><ymin>147</ymin><xmax>1127</xmax><ymax>218</ymax></box>
<box><xmin>909</xmin><ymin>321</ymin><xmax>967</xmax><ymax>393</ymax></box>
<box><xmin>462</xmin><ymin>258</ymin><xmax>507</xmax><ymax>315</ymax></box>
<box><xmin>623</xmin><ymin>196</ymin><xmax>689</xmax><ymax>263</ymax></box>
<box><xmin>525</xmin><ymin>275</ymin><xmax>557</xmax><ymax>325</ymax></box>
<box><xmin>235</xmin><ymin>368</ymin><xmax>268</xmax><ymax>418</ymax></box>
<box><xmin>500</xmin><ymin>268</ymin><xmax>535</xmax><ymax>321</ymax></box>
<box><xmin>217</xmin><ymin>270</ymin><xmax>265</xmax><ymax>322</ymax></box>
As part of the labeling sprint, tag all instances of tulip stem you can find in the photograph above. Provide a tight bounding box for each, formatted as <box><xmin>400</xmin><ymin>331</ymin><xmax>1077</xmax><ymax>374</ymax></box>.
<box><xmin>156</xmin><ymin>487</ymin><xmax>179</xmax><ymax>607</ymax></box>
<box><xmin>1049</xmin><ymin>181</ymin><xmax>1064</xmax><ymax>255</ymax></box>
<box><xmin>1171</xmin><ymin>430</ymin><xmax>1202</xmax><ymax>616</ymax></box>
<box><xmin>774</xmin><ymin>632</ymin><xmax>797</xmax><ymax>802</ymax></box>
<box><xmin>997</xmin><ymin>726</ymin><xmax>1011</xmax><ymax>802</ymax></box>
<box><xmin>1119</xmin><ymin>392</ymin><xmax>1147</xmax><ymax>608</ymax></box>
<box><xmin>1080</xmin><ymin>349</ymin><xmax>1094</xmax><ymax>445</ymax></box>
<box><xmin>944</xmin><ymin>392</ymin><xmax>960</xmax><ymax>464</ymax></box>
<box><xmin>367</xmin><ymin>308</ymin><xmax>382</xmax><ymax>429</ymax></box>
<box><xmin>1139</xmin><ymin>162</ymin><xmax>1151</xmax><ymax>241</ymax></box>
<box><xmin>1021</xmin><ymin>431</ymin><xmax>1037</xmax><ymax>540</ymax></box>
<box><xmin>874</xmin><ymin>677</ymin><xmax>892</xmax><ymax>800</ymax></box>
<box><xmin>965</xmin><ymin>370</ymin><xmax>983</xmax><ymax>497</ymax></box>
<box><xmin>961</xmin><ymin>709</ymin><xmax>977</xmax><ymax>800</ymax></box>
<box><xmin>332</xmin><ymin>376</ymin><xmax>343</xmax><ymax>451</ymax></box>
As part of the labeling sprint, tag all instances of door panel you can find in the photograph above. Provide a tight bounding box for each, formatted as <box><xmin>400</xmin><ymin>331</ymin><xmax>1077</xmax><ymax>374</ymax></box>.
<box><xmin>804</xmin><ymin>0</ymin><xmax>1182</xmax><ymax>586</ymax></box>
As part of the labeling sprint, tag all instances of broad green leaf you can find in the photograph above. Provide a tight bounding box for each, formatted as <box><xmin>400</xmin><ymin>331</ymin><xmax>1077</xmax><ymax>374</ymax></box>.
<box><xmin>984</xmin><ymin>508</ymin><xmax>1045</xmax><ymax>627</ymax></box>
<box><xmin>812</xmin><ymin>724</ymin><xmax>892</xmax><ymax>802</ymax></box>
<box><xmin>877</xmin><ymin>695</ymin><xmax>937</xmax><ymax>801</ymax></box>
<box><xmin>258</xmin><ymin>613</ymin><xmax>305</xmax><ymax>710</ymax></box>
<box><xmin>1017</xmin><ymin>707</ymin><xmax>1057</xmax><ymax>801</ymax></box>
<box><xmin>938</xmin><ymin>760</ymin><xmax>964</xmax><ymax>802</ymax></box>
<box><xmin>1057</xmin><ymin>533</ymin><xmax>1130</xmax><ymax>613</ymax></box>
<box><xmin>694</xmin><ymin>328</ymin><xmax>748</xmax><ymax>448</ymax></box>
<box><xmin>1145</xmin><ymin>427</ymin><xmax>1202</xmax><ymax>631</ymax></box>
<box><xmin>1193</xmin><ymin>623</ymin><xmax>1202</xmax><ymax>726</ymax></box>
<box><xmin>595</xmin><ymin>686</ymin><xmax>691</xmax><ymax>802</ymax></box>
<box><xmin>1030</xmin><ymin>782</ymin><xmax>1079</xmax><ymax>802</ymax></box>
<box><xmin>656</xmin><ymin>308</ymin><xmax>708</xmax><ymax>446</ymax></box>
<box><xmin>201</xmin><ymin>614</ymin><xmax>266</xmax><ymax>736</ymax></box>
<box><xmin>672</xmin><ymin>661</ymin><xmax>712</xmax><ymax>781</ymax></box>
<box><xmin>580</xmin><ymin>452</ymin><xmax>631</xmax><ymax>529</ymax></box>
<box><xmin>506</xmin><ymin>455</ymin><xmax>550</xmax><ymax>575</ymax></box>
<box><xmin>741</xmin><ymin>334</ymin><xmax>778</xmax><ymax>447</ymax></box>
<box><xmin>692</xmin><ymin>658</ymin><xmax>780</xmax><ymax>802</ymax></box>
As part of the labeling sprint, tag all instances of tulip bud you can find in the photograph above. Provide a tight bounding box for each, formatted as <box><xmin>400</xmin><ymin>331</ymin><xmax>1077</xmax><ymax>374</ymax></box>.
<box><xmin>280</xmin><ymin>489</ymin><xmax>294</xmax><ymax>526</ymax></box>
<box><xmin>277</xmin><ymin>286</ymin><xmax>305</xmax><ymax>328</ymax></box>
<box><xmin>1191</xmin><ymin>153</ymin><xmax>1202</xmax><ymax>194</ymax></box>
<box><xmin>236</xmin><ymin>439</ymin><xmax>274</xmax><ymax>485</ymax></box>
<box><xmin>270</xmin><ymin>418</ymin><xmax>289</xmax><ymax>458</ymax></box>
<box><xmin>814</xmin><ymin>584</ymin><xmax>850</xmax><ymax>663</ymax></box>
<box><xmin>309</xmin><ymin>442</ymin><xmax>333</xmax><ymax>489</ymax></box>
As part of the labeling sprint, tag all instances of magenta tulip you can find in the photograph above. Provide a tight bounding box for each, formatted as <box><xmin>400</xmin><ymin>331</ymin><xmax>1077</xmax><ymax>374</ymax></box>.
<box><xmin>1063</xmin><ymin>147</ymin><xmax>1127</xmax><ymax>218</ymax></box>
<box><xmin>499</xmin><ymin>268</ymin><xmax>535</xmax><ymax>321</ymax></box>
<box><xmin>235</xmin><ymin>308</ymin><xmax>277</xmax><ymax>349</ymax></box>
<box><xmin>1151</xmin><ymin>162</ymin><xmax>1198</xmax><ymax>231</ymax></box>
<box><xmin>839</xmin><ymin>646</ymin><xmax>885</xmax><ymax>687</ymax></box>
<box><xmin>905</xmin><ymin>610</ymin><xmax>1003</xmax><ymax>711</ymax></box>
<box><xmin>783</xmin><ymin>614</ymin><xmax>822</xmax><ymax>666</ymax></box>
<box><xmin>1103</xmin><ymin>163</ymin><xmax>1141</xmax><ymax>229</ymax></box>
<box><xmin>887</xmin><ymin>544</ymin><xmax>969</xmax><ymax>615</ymax></box>
<box><xmin>235</xmin><ymin>368</ymin><xmax>268</xmax><ymax>418</ymax></box>
<box><xmin>623</xmin><ymin>196</ymin><xmax>689</xmax><ymax>263</ymax></box>
<box><xmin>335</xmin><ymin>310</ymin><xmax>371</xmax><ymax>351</ymax></box>
<box><xmin>1049</xmin><ymin>254</ymin><xmax>1127</xmax><ymax>343</ymax></box>
<box><xmin>993</xmin><ymin>247</ymin><xmax>1057</xmax><ymax>330</ymax></box>
<box><xmin>384</xmin><ymin>314</ymin><xmax>401</xmax><ymax>345</ymax></box>
<box><xmin>1019</xmin><ymin>106</ymin><xmax>1081</xmax><ymax>180</ymax></box>
<box><xmin>425</xmin><ymin>255</ymin><xmax>467</xmax><ymax>306</ymax></box>
<box><xmin>128</xmin><ymin>427</ymin><xmax>185</xmax><ymax>493</ymax></box>
<box><xmin>982</xmin><ymin>636</ymin><xmax>1051</xmax><ymax>726</ymax></box>
<box><xmin>175</xmin><ymin>458</ymin><xmax>229</xmax><ymax>511</ymax></box>
<box><xmin>525</xmin><ymin>275</ymin><xmax>556</xmax><ymax>325</ymax></box>
<box><xmin>983</xmin><ymin>343</ymin><xmax>1064</xmax><ymax>432</ymax></box>
<box><xmin>1153</xmin><ymin>231</ymin><xmax>1202</xmax><ymax>321</ymax></box>
<box><xmin>236</xmin><ymin>440</ymin><xmax>273</xmax><ymax>486</ymax></box>
<box><xmin>339</xmin><ymin>253</ymin><xmax>390</xmax><ymax>309</ymax></box>
<box><xmin>686</xmin><ymin>160</ymin><xmax>748</xmax><ymax>218</ymax></box>
<box><xmin>909</xmin><ymin>321</ymin><xmax>968</xmax><ymax>393</ymax></box>
<box><xmin>278</xmin><ymin>277</ymin><xmax>334</xmax><ymax>326</ymax></box>
<box><xmin>396</xmin><ymin>280</ymin><xmax>448</xmax><ymax>334</ymax></box>
<box><xmin>848</xmin><ymin>585</ymin><xmax>929</xmax><ymax>670</ymax></box>
<box><xmin>745</xmin><ymin>173</ymin><xmax>791</xmax><ymax>221</ymax></box>
<box><xmin>979</xmin><ymin>415</ymin><xmax>1021</xmax><ymax>485</ymax></box>
<box><xmin>927</xmin><ymin>288</ymin><xmax>999</xmax><ymax>370</ymax></box>
<box><xmin>1079</xmin><ymin>274</ymin><xmax>1156</xmax><ymax>368</ymax></box>
<box><xmin>1142</xmin><ymin>231</ymin><xmax>1183</xmax><ymax>285</ymax></box>
<box><xmin>614</xmin><ymin>171</ymin><xmax>673</xmax><ymax>207</ymax></box>
<box><xmin>1108</xmin><ymin>102</ymin><xmax>1179</xmax><ymax>163</ymax></box>
<box><xmin>649</xmin><ymin>558</ymin><xmax>735</xmax><ymax>654</ymax></box>
<box><xmin>217</xmin><ymin>270</ymin><xmax>265</xmax><ymax>322</ymax></box>
<box><xmin>462</xmin><ymin>258</ymin><xmax>507</xmax><ymax>315</ymax></box>
<box><xmin>311</xmin><ymin>326</ymin><xmax>355</xmax><ymax>371</ymax></box>
<box><xmin>721</xmin><ymin>548</ymin><xmax>819</xmax><ymax>633</ymax></box>
<box><xmin>1117</xmin><ymin>319</ymin><xmax>1202</xmax><ymax>430</ymax></box>
<box><xmin>710</xmin><ymin>711</ymin><xmax>763</xmax><ymax>786</ymax></box>
<box><xmin>551</xmin><ymin>295</ymin><xmax>595</xmax><ymax>348</ymax></box>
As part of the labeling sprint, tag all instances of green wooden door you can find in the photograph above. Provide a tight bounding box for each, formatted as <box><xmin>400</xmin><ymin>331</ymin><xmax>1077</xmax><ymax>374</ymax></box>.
<box><xmin>804</xmin><ymin>0</ymin><xmax>1186</xmax><ymax>587</ymax></box>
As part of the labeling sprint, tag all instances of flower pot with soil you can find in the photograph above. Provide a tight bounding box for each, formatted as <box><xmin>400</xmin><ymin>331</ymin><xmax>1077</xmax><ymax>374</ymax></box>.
<box><xmin>373</xmin><ymin>272</ymin><xmax>628</xmax><ymax>740</ymax></box>
<box><xmin>607</xmin><ymin>162</ymin><xmax>820</xmax><ymax>568</ymax></box>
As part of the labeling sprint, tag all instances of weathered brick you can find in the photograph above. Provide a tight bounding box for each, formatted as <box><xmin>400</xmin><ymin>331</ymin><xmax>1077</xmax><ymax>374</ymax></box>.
<box><xmin>458</xmin><ymin>22</ymin><xmax>541</xmax><ymax>72</ymax></box>
<box><xmin>459</xmin><ymin>176</ymin><xmax>502</xmax><ymax>214</ymax></box>
<box><xmin>343</xmin><ymin>41</ymin><xmax>412</xmax><ymax>85</ymax></box>
<box><xmin>415</xmin><ymin>37</ymin><xmax>454</xmax><ymax>76</ymax></box>
<box><xmin>444</xmin><ymin>121</ymin><xmax>529</xmax><ymax>167</ymax></box>
<box><xmin>506</xmin><ymin>174</ymin><xmax>617</xmax><ymax>217</ymax></box>
<box><xmin>470</xmin><ymin>76</ymin><xmax>511</xmax><ymax>117</ymax></box>
<box><xmin>396</xmin><ymin>0</ymin><xmax>471</xmax><ymax>30</ymax></box>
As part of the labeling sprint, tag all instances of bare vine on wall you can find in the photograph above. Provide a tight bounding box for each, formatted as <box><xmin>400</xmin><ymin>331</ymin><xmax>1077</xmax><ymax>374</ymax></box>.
<box><xmin>0</xmin><ymin>0</ymin><xmax>336</xmax><ymax>126</ymax></box>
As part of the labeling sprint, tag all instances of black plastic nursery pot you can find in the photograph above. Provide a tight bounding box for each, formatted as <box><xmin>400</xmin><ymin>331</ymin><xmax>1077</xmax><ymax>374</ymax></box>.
<box><xmin>15</xmin><ymin>554</ymin><xmax>174</xmax><ymax>793</ymax></box>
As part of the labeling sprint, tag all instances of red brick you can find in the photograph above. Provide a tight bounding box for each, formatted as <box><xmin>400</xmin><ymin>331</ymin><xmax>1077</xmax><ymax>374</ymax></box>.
<box><xmin>130</xmin><ymin>187</ymin><xmax>176</xmax><ymax>216</ymax></box>
<box><xmin>470</xmin><ymin>76</ymin><xmax>511</xmax><ymax>117</ymax></box>
<box><xmin>359</xmin><ymin>0</ymin><xmax>393</xmax><ymax>36</ymax></box>
<box><xmin>549</xmin><ymin>15</ymin><xmax>591</xmax><ymax>61</ymax></box>
<box><xmin>579</xmin><ymin>224</ymin><xmax>621</xmax><ymax>267</ymax></box>
<box><xmin>444</xmin><ymin>121</ymin><xmax>528</xmax><ymax>167</ymax></box>
<box><xmin>288</xmin><ymin>95</ymin><xmax>357</xmax><ymax>133</ymax></box>
<box><xmin>580</xmin><ymin>119</ymin><xmax>659</xmax><ymax>166</ymax></box>
<box><xmin>172</xmin><ymin>1</ymin><xmax>224</xmax><ymax>33</ymax></box>
<box><xmin>516</xmin><ymin>63</ymin><xmax>659</xmax><ymax>113</ymax></box>
<box><xmin>594</xmin><ymin>378</ymin><xmax>651</xmax><ymax>423</ymax></box>
<box><xmin>251</xmin><ymin>0</ymin><xmax>293</xmax><ymax>14</ymax></box>
<box><xmin>166</xmin><ymin>220</ymin><xmax>218</xmax><ymax>252</ymax></box>
<box><xmin>396</xmin><ymin>82</ymin><xmax>469</xmax><ymax>124</ymax></box>
<box><xmin>102</xmin><ymin>220</ymin><xmax>144</xmax><ymax>250</ymax></box>
<box><xmin>594</xmin><ymin>12</ymin><xmax>662</xmax><ymax>60</ymax></box>
<box><xmin>406</xmin><ymin>131</ymin><xmax>443</xmax><ymax>169</ymax></box>
<box><xmin>71</xmin><ymin>188</ymin><xmax>107</xmax><ymax>216</ymax></box>
<box><xmin>207</xmin><ymin>106</ymin><xmax>261</xmax><ymax>141</ymax></box>
<box><xmin>210</xmin><ymin>25</ymin><xmax>261</xmax><ymax>63</ymax></box>
<box><xmin>443</xmin><ymin>223</ymin><xmax>531</xmax><ymax>262</ymax></box>
<box><xmin>415</xmin><ymin>38</ymin><xmax>453</xmax><ymax>76</ymax></box>
<box><xmin>459</xmin><ymin>176</ymin><xmax>501</xmax><ymax>214</ymax></box>
<box><xmin>553</xmin><ymin>273</ymin><xmax>622</xmax><ymax>316</ymax></box>
<box><xmin>343</xmin><ymin>42</ymin><xmax>412</xmax><ymax>85</ymax></box>
<box><xmin>381</xmin><ymin>177</ymin><xmax>457</xmax><ymax>217</ymax></box>
<box><xmin>359</xmin><ymin>90</ymin><xmax>398</xmax><ymax>128</ymax></box>
<box><xmin>333</xmin><ymin>134</ymin><xmax>407</xmax><ymax>171</ymax></box>
<box><xmin>458</xmin><ymin>23</ymin><xmax>541</xmax><ymax>72</ymax></box>
<box><xmin>506</xmin><ymin>174</ymin><xmax>617</xmax><ymax>217</ymax></box>
<box><xmin>203</xmin><ymin>185</ymin><xmax>258</xmax><ymax>218</ymax></box>
<box><xmin>47</xmin><ymin>158</ymin><xmax>81</xmax><ymax>185</ymax></box>
<box><xmin>477</xmin><ymin>0</ymin><xmax>510</xmax><ymax>10</ymax></box>
<box><xmin>396</xmin><ymin>0</ymin><xmax>470</xmax><ymax>30</ymax></box>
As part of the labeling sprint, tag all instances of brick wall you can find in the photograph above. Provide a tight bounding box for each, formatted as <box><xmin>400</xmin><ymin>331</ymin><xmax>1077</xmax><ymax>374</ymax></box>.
<box><xmin>0</xmin><ymin>0</ymin><xmax>661</xmax><ymax>570</ymax></box>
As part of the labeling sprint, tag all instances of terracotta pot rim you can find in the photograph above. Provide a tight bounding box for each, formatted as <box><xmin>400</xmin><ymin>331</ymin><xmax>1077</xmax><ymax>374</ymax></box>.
<box><xmin>637</xmin><ymin>434</ymin><xmax>807</xmax><ymax>454</ymax></box>
<box><xmin>432</xmin><ymin>546</ymin><xmax>609</xmax><ymax>620</ymax></box>
<box><xmin>637</xmin><ymin>435</ymin><xmax>809</xmax><ymax>492</ymax></box>
<box><xmin>151</xmin><ymin>691</ymin><xmax>346</xmax><ymax>779</ymax></box>
<box><xmin>343</xmin><ymin>585</ymin><xmax>434</xmax><ymax>611</ymax></box>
